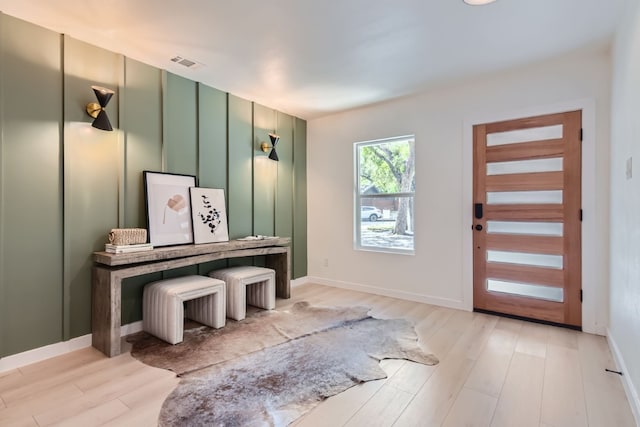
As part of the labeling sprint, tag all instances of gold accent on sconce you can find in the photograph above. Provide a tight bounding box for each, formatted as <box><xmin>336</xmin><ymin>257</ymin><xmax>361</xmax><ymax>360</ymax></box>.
<box><xmin>260</xmin><ymin>142</ymin><xmax>270</xmax><ymax>153</ymax></box>
<box><xmin>86</xmin><ymin>102</ymin><xmax>102</xmax><ymax>119</ymax></box>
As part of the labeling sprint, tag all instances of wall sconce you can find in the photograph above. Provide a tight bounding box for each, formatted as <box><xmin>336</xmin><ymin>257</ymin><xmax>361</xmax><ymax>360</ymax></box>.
<box><xmin>86</xmin><ymin>85</ymin><xmax>115</xmax><ymax>131</ymax></box>
<box><xmin>260</xmin><ymin>133</ymin><xmax>280</xmax><ymax>161</ymax></box>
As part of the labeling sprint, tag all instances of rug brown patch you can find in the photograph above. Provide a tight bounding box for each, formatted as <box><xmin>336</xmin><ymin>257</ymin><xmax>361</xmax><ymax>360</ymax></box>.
<box><xmin>128</xmin><ymin>301</ymin><xmax>374</xmax><ymax>375</ymax></box>
<box><xmin>127</xmin><ymin>301</ymin><xmax>438</xmax><ymax>426</ymax></box>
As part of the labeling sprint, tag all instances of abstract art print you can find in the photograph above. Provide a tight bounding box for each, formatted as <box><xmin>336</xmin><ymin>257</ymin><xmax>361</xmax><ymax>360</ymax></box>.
<box><xmin>189</xmin><ymin>187</ymin><xmax>229</xmax><ymax>244</ymax></box>
<box><xmin>144</xmin><ymin>171</ymin><xmax>196</xmax><ymax>247</ymax></box>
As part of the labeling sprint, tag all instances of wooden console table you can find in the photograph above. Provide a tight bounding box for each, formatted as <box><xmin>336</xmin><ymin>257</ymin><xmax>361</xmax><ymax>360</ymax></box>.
<box><xmin>92</xmin><ymin>238</ymin><xmax>291</xmax><ymax>357</ymax></box>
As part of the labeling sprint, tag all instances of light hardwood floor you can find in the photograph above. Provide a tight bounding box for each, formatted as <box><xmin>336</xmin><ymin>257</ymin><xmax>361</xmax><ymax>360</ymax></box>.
<box><xmin>0</xmin><ymin>283</ymin><xmax>636</xmax><ymax>426</ymax></box>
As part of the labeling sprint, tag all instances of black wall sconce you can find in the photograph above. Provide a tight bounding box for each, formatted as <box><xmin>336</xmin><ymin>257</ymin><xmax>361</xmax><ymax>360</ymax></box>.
<box><xmin>260</xmin><ymin>133</ymin><xmax>280</xmax><ymax>161</ymax></box>
<box><xmin>86</xmin><ymin>85</ymin><xmax>115</xmax><ymax>131</ymax></box>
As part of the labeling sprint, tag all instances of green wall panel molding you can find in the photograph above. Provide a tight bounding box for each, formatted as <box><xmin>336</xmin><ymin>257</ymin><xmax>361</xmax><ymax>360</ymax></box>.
<box><xmin>0</xmin><ymin>14</ymin><xmax>64</xmax><ymax>356</ymax></box>
<box><xmin>163</xmin><ymin>72</ymin><xmax>198</xmax><ymax>177</ymax></box>
<box><xmin>196</xmin><ymin>84</ymin><xmax>230</xmax><ymax>275</ymax></box>
<box><xmin>227</xmin><ymin>95</ymin><xmax>254</xmax><ymax>239</ymax></box>
<box><xmin>119</xmin><ymin>58</ymin><xmax>164</xmax><ymax>325</ymax></box>
<box><xmin>198</xmin><ymin>84</ymin><xmax>228</xmax><ymax>190</ymax></box>
<box><xmin>0</xmin><ymin>13</ymin><xmax>306</xmax><ymax>357</ymax></box>
<box><xmin>63</xmin><ymin>35</ymin><xmax>122</xmax><ymax>339</ymax></box>
<box><xmin>253</xmin><ymin>103</ymin><xmax>276</xmax><ymax>237</ymax></box>
<box><xmin>160</xmin><ymin>71</ymin><xmax>199</xmax><ymax>279</ymax></box>
<box><xmin>276</xmin><ymin>113</ymin><xmax>295</xmax><ymax>275</ymax></box>
<box><xmin>122</xmin><ymin>58</ymin><xmax>163</xmax><ymax>229</ymax></box>
<box><xmin>293</xmin><ymin>118</ymin><xmax>308</xmax><ymax>279</ymax></box>
<box><xmin>121</xmin><ymin>273</ymin><xmax>162</xmax><ymax>325</ymax></box>
<box><xmin>275</xmin><ymin>112</ymin><xmax>294</xmax><ymax>242</ymax></box>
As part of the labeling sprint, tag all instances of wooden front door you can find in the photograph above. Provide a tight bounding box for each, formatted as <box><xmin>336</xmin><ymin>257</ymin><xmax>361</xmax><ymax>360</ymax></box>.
<box><xmin>472</xmin><ymin>111</ymin><xmax>582</xmax><ymax>327</ymax></box>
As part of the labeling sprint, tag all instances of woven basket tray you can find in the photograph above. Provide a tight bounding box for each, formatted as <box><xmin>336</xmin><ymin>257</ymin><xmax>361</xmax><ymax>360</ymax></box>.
<box><xmin>108</xmin><ymin>228</ymin><xmax>147</xmax><ymax>246</ymax></box>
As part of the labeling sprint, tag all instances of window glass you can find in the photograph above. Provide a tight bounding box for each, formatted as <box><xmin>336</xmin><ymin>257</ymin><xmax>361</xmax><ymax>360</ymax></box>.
<box><xmin>355</xmin><ymin>136</ymin><xmax>415</xmax><ymax>254</ymax></box>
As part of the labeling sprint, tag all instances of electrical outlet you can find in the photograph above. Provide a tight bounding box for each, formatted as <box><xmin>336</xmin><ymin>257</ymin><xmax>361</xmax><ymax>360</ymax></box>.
<box><xmin>323</xmin><ymin>258</ymin><xmax>329</xmax><ymax>268</ymax></box>
<box><xmin>626</xmin><ymin>157</ymin><xmax>633</xmax><ymax>180</ymax></box>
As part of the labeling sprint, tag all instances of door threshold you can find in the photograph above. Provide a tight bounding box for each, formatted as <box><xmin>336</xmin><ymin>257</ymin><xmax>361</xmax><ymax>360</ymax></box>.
<box><xmin>473</xmin><ymin>308</ymin><xmax>582</xmax><ymax>331</ymax></box>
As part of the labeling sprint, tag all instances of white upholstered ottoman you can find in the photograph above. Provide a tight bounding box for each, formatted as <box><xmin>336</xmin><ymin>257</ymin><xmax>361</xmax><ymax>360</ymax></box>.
<box><xmin>209</xmin><ymin>266</ymin><xmax>275</xmax><ymax>321</ymax></box>
<box><xmin>143</xmin><ymin>275</ymin><xmax>226</xmax><ymax>344</ymax></box>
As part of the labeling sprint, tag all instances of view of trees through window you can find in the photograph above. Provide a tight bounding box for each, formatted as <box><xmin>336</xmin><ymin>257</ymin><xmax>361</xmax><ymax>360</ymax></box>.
<box><xmin>355</xmin><ymin>136</ymin><xmax>415</xmax><ymax>253</ymax></box>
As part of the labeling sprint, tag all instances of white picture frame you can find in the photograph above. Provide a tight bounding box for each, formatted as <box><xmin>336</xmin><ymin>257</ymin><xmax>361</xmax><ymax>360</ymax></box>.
<box><xmin>189</xmin><ymin>187</ymin><xmax>229</xmax><ymax>244</ymax></box>
<box><xmin>143</xmin><ymin>171</ymin><xmax>196</xmax><ymax>247</ymax></box>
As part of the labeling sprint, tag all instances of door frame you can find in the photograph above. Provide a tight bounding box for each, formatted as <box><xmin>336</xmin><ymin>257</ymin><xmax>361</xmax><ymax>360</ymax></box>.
<box><xmin>462</xmin><ymin>98</ymin><xmax>604</xmax><ymax>335</ymax></box>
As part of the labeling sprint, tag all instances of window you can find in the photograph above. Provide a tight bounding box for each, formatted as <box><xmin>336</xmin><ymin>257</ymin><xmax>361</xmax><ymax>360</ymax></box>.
<box><xmin>355</xmin><ymin>135</ymin><xmax>415</xmax><ymax>254</ymax></box>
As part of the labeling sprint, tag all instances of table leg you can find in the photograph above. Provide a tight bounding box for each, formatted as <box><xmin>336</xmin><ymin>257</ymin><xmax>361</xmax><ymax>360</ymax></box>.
<box><xmin>92</xmin><ymin>267</ymin><xmax>121</xmax><ymax>357</ymax></box>
<box><xmin>265</xmin><ymin>247</ymin><xmax>291</xmax><ymax>299</ymax></box>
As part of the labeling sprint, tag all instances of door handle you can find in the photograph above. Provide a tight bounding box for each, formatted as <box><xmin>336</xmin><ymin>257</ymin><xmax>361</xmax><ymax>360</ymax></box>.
<box><xmin>475</xmin><ymin>224</ymin><xmax>483</xmax><ymax>231</ymax></box>
<box><xmin>474</xmin><ymin>203</ymin><xmax>483</xmax><ymax>219</ymax></box>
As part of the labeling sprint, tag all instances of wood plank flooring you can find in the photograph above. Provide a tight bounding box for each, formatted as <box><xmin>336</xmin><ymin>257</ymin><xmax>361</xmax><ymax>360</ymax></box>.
<box><xmin>0</xmin><ymin>283</ymin><xmax>636</xmax><ymax>426</ymax></box>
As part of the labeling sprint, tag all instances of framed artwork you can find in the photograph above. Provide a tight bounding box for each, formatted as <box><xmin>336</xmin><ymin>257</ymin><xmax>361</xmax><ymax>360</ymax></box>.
<box><xmin>190</xmin><ymin>187</ymin><xmax>229</xmax><ymax>244</ymax></box>
<box><xmin>143</xmin><ymin>171</ymin><xmax>196</xmax><ymax>247</ymax></box>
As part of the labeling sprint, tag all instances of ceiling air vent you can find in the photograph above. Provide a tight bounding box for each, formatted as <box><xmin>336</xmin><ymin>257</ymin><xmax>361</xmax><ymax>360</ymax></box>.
<box><xmin>170</xmin><ymin>55</ymin><xmax>203</xmax><ymax>69</ymax></box>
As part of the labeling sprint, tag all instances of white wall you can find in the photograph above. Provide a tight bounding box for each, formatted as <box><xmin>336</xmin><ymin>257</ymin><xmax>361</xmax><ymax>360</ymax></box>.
<box><xmin>307</xmin><ymin>46</ymin><xmax>611</xmax><ymax>332</ymax></box>
<box><xmin>609</xmin><ymin>0</ymin><xmax>640</xmax><ymax>420</ymax></box>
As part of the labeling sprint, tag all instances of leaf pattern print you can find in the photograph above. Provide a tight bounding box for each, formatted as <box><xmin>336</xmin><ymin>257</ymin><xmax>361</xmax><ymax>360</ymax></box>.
<box><xmin>198</xmin><ymin>195</ymin><xmax>222</xmax><ymax>234</ymax></box>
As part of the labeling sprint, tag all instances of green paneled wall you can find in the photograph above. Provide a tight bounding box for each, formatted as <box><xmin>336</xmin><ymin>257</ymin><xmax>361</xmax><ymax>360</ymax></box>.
<box><xmin>198</xmin><ymin>84</ymin><xmax>228</xmax><ymax>189</ymax></box>
<box><xmin>63</xmin><ymin>36</ymin><xmax>121</xmax><ymax>339</ymax></box>
<box><xmin>161</xmin><ymin>72</ymin><xmax>199</xmax><ymax>277</ymax></box>
<box><xmin>0</xmin><ymin>15</ymin><xmax>64</xmax><ymax>356</ymax></box>
<box><xmin>253</xmin><ymin>104</ymin><xmax>277</xmax><ymax>236</ymax></box>
<box><xmin>294</xmin><ymin>118</ymin><xmax>308</xmax><ymax>279</ymax></box>
<box><xmin>197</xmin><ymin>85</ymin><xmax>230</xmax><ymax>275</ymax></box>
<box><xmin>227</xmin><ymin>95</ymin><xmax>254</xmax><ymax>239</ymax></box>
<box><xmin>0</xmin><ymin>13</ymin><xmax>307</xmax><ymax>359</ymax></box>
<box><xmin>120</xmin><ymin>58</ymin><xmax>163</xmax><ymax>325</ymax></box>
<box><xmin>163</xmin><ymin>72</ymin><xmax>198</xmax><ymax>176</ymax></box>
<box><xmin>275</xmin><ymin>112</ymin><xmax>294</xmax><ymax>240</ymax></box>
<box><xmin>122</xmin><ymin>58</ymin><xmax>163</xmax><ymax>228</ymax></box>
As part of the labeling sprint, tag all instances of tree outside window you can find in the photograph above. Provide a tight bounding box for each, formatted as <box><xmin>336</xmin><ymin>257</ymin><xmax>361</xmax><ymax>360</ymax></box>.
<box><xmin>355</xmin><ymin>136</ymin><xmax>415</xmax><ymax>254</ymax></box>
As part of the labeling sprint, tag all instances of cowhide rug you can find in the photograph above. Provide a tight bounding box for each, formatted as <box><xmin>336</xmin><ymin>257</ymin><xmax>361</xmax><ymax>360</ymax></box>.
<box><xmin>127</xmin><ymin>301</ymin><xmax>438</xmax><ymax>426</ymax></box>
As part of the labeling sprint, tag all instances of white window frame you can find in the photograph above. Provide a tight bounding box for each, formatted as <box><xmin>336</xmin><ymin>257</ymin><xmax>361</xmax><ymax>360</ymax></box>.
<box><xmin>354</xmin><ymin>135</ymin><xmax>415</xmax><ymax>255</ymax></box>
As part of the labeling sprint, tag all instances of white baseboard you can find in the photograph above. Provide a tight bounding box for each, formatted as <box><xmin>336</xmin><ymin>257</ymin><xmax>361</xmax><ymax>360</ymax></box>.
<box><xmin>0</xmin><ymin>321</ymin><xmax>145</xmax><ymax>374</ymax></box>
<box><xmin>607</xmin><ymin>328</ymin><xmax>640</xmax><ymax>426</ymax></box>
<box><xmin>291</xmin><ymin>276</ymin><xmax>309</xmax><ymax>288</ymax></box>
<box><xmin>1</xmin><ymin>275</ymin><xmax>465</xmax><ymax>374</ymax></box>
<box><xmin>0</xmin><ymin>276</ymin><xmax>322</xmax><ymax>373</ymax></box>
<box><xmin>121</xmin><ymin>321</ymin><xmax>144</xmax><ymax>336</ymax></box>
<box><xmin>0</xmin><ymin>334</ymin><xmax>91</xmax><ymax>373</ymax></box>
<box><xmin>304</xmin><ymin>276</ymin><xmax>468</xmax><ymax>311</ymax></box>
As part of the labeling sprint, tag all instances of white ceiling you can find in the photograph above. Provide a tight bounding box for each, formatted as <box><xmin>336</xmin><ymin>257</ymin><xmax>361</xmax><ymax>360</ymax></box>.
<box><xmin>0</xmin><ymin>0</ymin><xmax>627</xmax><ymax>119</ymax></box>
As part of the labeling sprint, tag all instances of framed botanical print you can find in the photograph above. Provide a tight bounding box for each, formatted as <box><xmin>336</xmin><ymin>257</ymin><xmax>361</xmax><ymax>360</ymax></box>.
<box><xmin>189</xmin><ymin>187</ymin><xmax>229</xmax><ymax>244</ymax></box>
